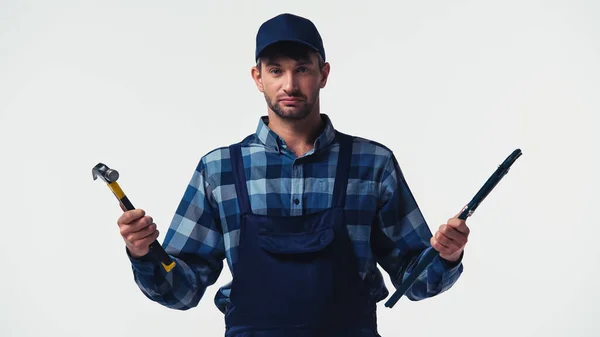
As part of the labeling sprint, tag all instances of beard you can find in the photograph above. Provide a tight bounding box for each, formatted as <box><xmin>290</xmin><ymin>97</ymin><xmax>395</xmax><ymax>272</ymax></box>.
<box><xmin>264</xmin><ymin>89</ymin><xmax>319</xmax><ymax>121</ymax></box>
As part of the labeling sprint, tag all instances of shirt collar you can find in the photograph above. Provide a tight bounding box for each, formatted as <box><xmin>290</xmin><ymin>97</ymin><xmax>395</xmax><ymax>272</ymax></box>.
<box><xmin>255</xmin><ymin>113</ymin><xmax>337</xmax><ymax>153</ymax></box>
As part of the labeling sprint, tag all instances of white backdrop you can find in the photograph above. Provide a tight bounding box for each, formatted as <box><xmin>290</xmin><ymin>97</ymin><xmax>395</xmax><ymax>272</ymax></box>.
<box><xmin>1</xmin><ymin>1</ymin><xmax>598</xmax><ymax>336</ymax></box>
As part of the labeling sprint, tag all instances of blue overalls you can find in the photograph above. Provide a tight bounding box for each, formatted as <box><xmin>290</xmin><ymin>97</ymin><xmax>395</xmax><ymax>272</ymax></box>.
<box><xmin>225</xmin><ymin>132</ymin><xmax>380</xmax><ymax>337</ymax></box>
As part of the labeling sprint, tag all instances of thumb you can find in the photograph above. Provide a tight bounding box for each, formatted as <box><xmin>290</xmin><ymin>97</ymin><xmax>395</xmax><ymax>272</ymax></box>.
<box><xmin>454</xmin><ymin>204</ymin><xmax>468</xmax><ymax>219</ymax></box>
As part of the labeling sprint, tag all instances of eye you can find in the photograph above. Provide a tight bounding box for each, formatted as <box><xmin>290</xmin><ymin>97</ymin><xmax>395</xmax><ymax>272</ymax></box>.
<box><xmin>297</xmin><ymin>66</ymin><xmax>309</xmax><ymax>73</ymax></box>
<box><xmin>269</xmin><ymin>68</ymin><xmax>281</xmax><ymax>75</ymax></box>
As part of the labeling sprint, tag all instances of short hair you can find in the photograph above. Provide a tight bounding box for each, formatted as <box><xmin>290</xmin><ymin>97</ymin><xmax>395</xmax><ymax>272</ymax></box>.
<box><xmin>256</xmin><ymin>41</ymin><xmax>325</xmax><ymax>71</ymax></box>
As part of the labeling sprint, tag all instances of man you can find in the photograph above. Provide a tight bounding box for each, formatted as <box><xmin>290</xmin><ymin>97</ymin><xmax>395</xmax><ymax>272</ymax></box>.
<box><xmin>117</xmin><ymin>13</ymin><xmax>470</xmax><ymax>337</ymax></box>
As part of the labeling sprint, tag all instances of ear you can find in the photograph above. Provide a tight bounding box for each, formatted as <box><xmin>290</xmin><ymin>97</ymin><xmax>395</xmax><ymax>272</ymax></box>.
<box><xmin>251</xmin><ymin>65</ymin><xmax>264</xmax><ymax>92</ymax></box>
<box><xmin>319</xmin><ymin>62</ymin><xmax>331</xmax><ymax>89</ymax></box>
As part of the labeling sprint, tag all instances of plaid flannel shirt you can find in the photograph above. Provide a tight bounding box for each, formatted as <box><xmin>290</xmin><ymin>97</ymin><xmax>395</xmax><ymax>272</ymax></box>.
<box><xmin>127</xmin><ymin>114</ymin><xmax>463</xmax><ymax>312</ymax></box>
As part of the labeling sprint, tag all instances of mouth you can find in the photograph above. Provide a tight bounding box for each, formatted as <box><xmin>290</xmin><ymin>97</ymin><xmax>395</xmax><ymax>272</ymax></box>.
<box><xmin>279</xmin><ymin>97</ymin><xmax>303</xmax><ymax>105</ymax></box>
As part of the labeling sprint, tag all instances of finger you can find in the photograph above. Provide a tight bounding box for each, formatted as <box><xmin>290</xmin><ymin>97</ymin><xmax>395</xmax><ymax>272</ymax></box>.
<box><xmin>119</xmin><ymin>211</ymin><xmax>141</xmax><ymax>228</ymax></box>
<box><xmin>447</xmin><ymin>218</ymin><xmax>470</xmax><ymax>234</ymax></box>
<box><xmin>453</xmin><ymin>204</ymin><xmax>468</xmax><ymax>219</ymax></box>
<box><xmin>430</xmin><ymin>237</ymin><xmax>453</xmax><ymax>255</ymax></box>
<box><xmin>120</xmin><ymin>215</ymin><xmax>154</xmax><ymax>236</ymax></box>
<box><xmin>118</xmin><ymin>209</ymin><xmax>146</xmax><ymax>224</ymax></box>
<box><xmin>435</xmin><ymin>231</ymin><xmax>463</xmax><ymax>251</ymax></box>
<box><xmin>439</xmin><ymin>224</ymin><xmax>468</xmax><ymax>245</ymax></box>
<box><xmin>131</xmin><ymin>229</ymin><xmax>160</xmax><ymax>251</ymax></box>
<box><xmin>125</xmin><ymin>222</ymin><xmax>157</xmax><ymax>242</ymax></box>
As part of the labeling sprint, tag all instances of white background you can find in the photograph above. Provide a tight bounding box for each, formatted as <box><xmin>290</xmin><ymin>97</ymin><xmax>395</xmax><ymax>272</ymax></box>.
<box><xmin>1</xmin><ymin>1</ymin><xmax>599</xmax><ymax>336</ymax></box>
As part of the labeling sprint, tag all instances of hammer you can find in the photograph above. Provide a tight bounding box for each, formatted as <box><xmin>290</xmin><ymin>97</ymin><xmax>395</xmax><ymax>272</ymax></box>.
<box><xmin>92</xmin><ymin>162</ymin><xmax>176</xmax><ymax>273</ymax></box>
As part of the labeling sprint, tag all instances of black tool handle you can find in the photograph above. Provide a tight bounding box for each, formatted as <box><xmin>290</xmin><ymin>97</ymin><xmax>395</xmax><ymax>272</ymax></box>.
<box><xmin>384</xmin><ymin>149</ymin><xmax>521</xmax><ymax>308</ymax></box>
<box><xmin>120</xmin><ymin>196</ymin><xmax>176</xmax><ymax>273</ymax></box>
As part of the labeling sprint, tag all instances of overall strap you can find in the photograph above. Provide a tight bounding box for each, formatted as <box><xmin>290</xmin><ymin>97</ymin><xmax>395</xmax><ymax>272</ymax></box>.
<box><xmin>331</xmin><ymin>131</ymin><xmax>354</xmax><ymax>208</ymax></box>
<box><xmin>229</xmin><ymin>143</ymin><xmax>252</xmax><ymax>215</ymax></box>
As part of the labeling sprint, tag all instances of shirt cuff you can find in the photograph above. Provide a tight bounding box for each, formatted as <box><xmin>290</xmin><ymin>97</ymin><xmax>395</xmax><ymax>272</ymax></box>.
<box><xmin>437</xmin><ymin>250</ymin><xmax>464</xmax><ymax>270</ymax></box>
<box><xmin>125</xmin><ymin>247</ymin><xmax>156</xmax><ymax>275</ymax></box>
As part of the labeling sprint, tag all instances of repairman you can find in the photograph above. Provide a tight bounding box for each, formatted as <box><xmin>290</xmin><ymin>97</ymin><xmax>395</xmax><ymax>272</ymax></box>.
<box><xmin>116</xmin><ymin>13</ymin><xmax>470</xmax><ymax>337</ymax></box>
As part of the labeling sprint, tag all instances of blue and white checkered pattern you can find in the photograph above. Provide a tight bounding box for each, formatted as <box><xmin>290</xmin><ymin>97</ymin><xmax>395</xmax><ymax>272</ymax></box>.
<box><xmin>128</xmin><ymin>114</ymin><xmax>463</xmax><ymax>312</ymax></box>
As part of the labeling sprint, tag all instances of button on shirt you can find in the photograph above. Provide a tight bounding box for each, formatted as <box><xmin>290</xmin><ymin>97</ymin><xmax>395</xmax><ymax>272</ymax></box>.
<box><xmin>127</xmin><ymin>114</ymin><xmax>464</xmax><ymax>312</ymax></box>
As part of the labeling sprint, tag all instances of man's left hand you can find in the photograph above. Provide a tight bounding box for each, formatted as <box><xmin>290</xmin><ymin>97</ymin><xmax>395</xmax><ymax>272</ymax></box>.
<box><xmin>431</xmin><ymin>210</ymin><xmax>470</xmax><ymax>262</ymax></box>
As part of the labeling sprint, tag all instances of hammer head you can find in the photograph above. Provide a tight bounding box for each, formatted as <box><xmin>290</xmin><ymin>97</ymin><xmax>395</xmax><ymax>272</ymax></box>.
<box><xmin>92</xmin><ymin>162</ymin><xmax>120</xmax><ymax>183</ymax></box>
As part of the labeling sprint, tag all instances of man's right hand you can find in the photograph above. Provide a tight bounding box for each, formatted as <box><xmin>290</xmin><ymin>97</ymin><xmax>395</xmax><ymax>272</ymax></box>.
<box><xmin>117</xmin><ymin>205</ymin><xmax>160</xmax><ymax>258</ymax></box>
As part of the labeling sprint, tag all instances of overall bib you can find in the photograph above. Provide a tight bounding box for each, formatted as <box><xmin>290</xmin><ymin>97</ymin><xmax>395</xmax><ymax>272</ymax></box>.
<box><xmin>225</xmin><ymin>132</ymin><xmax>379</xmax><ymax>337</ymax></box>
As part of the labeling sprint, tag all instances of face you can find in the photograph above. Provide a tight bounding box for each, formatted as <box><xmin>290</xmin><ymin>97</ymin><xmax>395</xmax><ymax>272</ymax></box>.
<box><xmin>252</xmin><ymin>52</ymin><xmax>330</xmax><ymax>121</ymax></box>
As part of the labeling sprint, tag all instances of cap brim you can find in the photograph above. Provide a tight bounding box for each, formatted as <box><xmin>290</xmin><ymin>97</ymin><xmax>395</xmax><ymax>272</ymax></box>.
<box><xmin>255</xmin><ymin>38</ymin><xmax>320</xmax><ymax>60</ymax></box>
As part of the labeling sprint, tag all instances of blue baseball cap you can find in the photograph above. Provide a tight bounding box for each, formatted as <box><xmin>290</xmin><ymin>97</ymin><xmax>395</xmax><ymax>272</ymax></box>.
<box><xmin>255</xmin><ymin>13</ymin><xmax>326</xmax><ymax>62</ymax></box>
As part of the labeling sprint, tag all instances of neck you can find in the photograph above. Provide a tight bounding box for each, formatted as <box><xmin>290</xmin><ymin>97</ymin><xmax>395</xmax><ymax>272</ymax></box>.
<box><xmin>267</xmin><ymin>110</ymin><xmax>324</xmax><ymax>157</ymax></box>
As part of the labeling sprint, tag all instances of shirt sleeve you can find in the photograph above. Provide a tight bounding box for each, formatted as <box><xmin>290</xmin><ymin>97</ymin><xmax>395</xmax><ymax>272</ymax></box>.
<box><xmin>127</xmin><ymin>158</ymin><xmax>226</xmax><ymax>310</ymax></box>
<box><xmin>372</xmin><ymin>152</ymin><xmax>463</xmax><ymax>301</ymax></box>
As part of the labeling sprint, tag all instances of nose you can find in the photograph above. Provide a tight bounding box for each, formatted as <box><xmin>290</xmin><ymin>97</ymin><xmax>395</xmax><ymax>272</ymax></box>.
<box><xmin>282</xmin><ymin>71</ymin><xmax>297</xmax><ymax>93</ymax></box>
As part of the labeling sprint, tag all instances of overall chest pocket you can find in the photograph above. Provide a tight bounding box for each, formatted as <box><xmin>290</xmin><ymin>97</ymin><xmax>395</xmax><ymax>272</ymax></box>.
<box><xmin>258</xmin><ymin>227</ymin><xmax>335</xmax><ymax>255</ymax></box>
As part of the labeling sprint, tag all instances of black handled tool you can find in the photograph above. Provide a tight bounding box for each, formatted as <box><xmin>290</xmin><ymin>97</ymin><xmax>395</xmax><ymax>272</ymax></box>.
<box><xmin>384</xmin><ymin>148</ymin><xmax>523</xmax><ymax>308</ymax></box>
<box><xmin>92</xmin><ymin>162</ymin><xmax>176</xmax><ymax>273</ymax></box>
